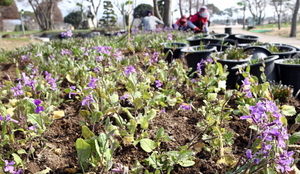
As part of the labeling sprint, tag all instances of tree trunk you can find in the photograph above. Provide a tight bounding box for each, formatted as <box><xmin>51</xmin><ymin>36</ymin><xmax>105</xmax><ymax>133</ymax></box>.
<box><xmin>163</xmin><ymin>0</ymin><xmax>172</xmax><ymax>28</ymax></box>
<box><xmin>290</xmin><ymin>0</ymin><xmax>299</xmax><ymax>37</ymax></box>
<box><xmin>153</xmin><ymin>0</ymin><xmax>163</xmax><ymax>20</ymax></box>
<box><xmin>277</xmin><ymin>14</ymin><xmax>281</xmax><ymax>30</ymax></box>
<box><xmin>179</xmin><ymin>0</ymin><xmax>183</xmax><ymax>16</ymax></box>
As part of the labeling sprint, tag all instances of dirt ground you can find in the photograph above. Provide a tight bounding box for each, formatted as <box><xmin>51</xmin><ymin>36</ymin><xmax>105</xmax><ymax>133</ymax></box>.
<box><xmin>0</xmin><ymin>38</ymin><xmax>43</xmax><ymax>52</ymax></box>
<box><xmin>264</xmin><ymin>26</ymin><xmax>300</xmax><ymax>39</ymax></box>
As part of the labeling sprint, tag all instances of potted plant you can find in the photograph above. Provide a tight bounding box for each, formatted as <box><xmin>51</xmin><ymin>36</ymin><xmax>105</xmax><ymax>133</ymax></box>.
<box><xmin>160</xmin><ymin>42</ymin><xmax>189</xmax><ymax>63</ymax></box>
<box><xmin>232</xmin><ymin>55</ymin><xmax>279</xmax><ymax>86</ymax></box>
<box><xmin>200</xmin><ymin>33</ymin><xmax>229</xmax><ymax>45</ymax></box>
<box><xmin>274</xmin><ymin>58</ymin><xmax>300</xmax><ymax>99</ymax></box>
<box><xmin>234</xmin><ymin>34</ymin><xmax>259</xmax><ymax>44</ymax></box>
<box><xmin>213</xmin><ymin>45</ymin><xmax>252</xmax><ymax>88</ymax></box>
<box><xmin>186</xmin><ymin>33</ymin><xmax>211</xmax><ymax>46</ymax></box>
<box><xmin>267</xmin><ymin>44</ymin><xmax>297</xmax><ymax>59</ymax></box>
<box><xmin>181</xmin><ymin>43</ymin><xmax>216</xmax><ymax>77</ymax></box>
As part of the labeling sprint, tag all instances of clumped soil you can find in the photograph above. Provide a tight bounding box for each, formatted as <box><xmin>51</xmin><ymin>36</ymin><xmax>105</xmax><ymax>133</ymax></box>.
<box><xmin>1</xmin><ymin>56</ymin><xmax>300</xmax><ymax>174</ymax></box>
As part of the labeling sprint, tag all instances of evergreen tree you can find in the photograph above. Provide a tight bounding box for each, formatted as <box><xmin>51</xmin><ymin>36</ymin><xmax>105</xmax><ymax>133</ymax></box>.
<box><xmin>99</xmin><ymin>1</ymin><xmax>117</xmax><ymax>27</ymax></box>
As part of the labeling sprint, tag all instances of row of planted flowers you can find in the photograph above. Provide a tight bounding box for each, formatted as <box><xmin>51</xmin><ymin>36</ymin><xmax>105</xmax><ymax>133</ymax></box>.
<box><xmin>0</xmin><ymin>28</ymin><xmax>299</xmax><ymax>173</ymax></box>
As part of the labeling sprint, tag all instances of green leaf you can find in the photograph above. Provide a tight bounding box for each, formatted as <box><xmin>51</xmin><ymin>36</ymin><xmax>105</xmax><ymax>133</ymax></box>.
<box><xmin>110</xmin><ymin>93</ymin><xmax>119</xmax><ymax>104</ymax></box>
<box><xmin>178</xmin><ymin>160</ymin><xmax>195</xmax><ymax>167</ymax></box>
<box><xmin>146</xmin><ymin>109</ymin><xmax>157</xmax><ymax>120</ymax></box>
<box><xmin>66</xmin><ymin>74</ymin><xmax>75</xmax><ymax>83</ymax></box>
<box><xmin>281</xmin><ymin>105</ymin><xmax>296</xmax><ymax>116</ymax></box>
<box><xmin>133</xmin><ymin>97</ymin><xmax>143</xmax><ymax>109</ymax></box>
<box><xmin>178</xmin><ymin>150</ymin><xmax>193</xmax><ymax>160</ymax></box>
<box><xmin>207</xmin><ymin>93</ymin><xmax>217</xmax><ymax>101</ymax></box>
<box><xmin>295</xmin><ymin>114</ymin><xmax>300</xmax><ymax>123</ymax></box>
<box><xmin>17</xmin><ymin>149</ymin><xmax>27</xmax><ymax>154</ymax></box>
<box><xmin>75</xmin><ymin>138</ymin><xmax>91</xmax><ymax>162</ymax></box>
<box><xmin>82</xmin><ymin>125</ymin><xmax>95</xmax><ymax>139</ymax></box>
<box><xmin>289</xmin><ymin>131</ymin><xmax>300</xmax><ymax>144</ymax></box>
<box><xmin>140</xmin><ymin>138</ymin><xmax>157</xmax><ymax>153</ymax></box>
<box><xmin>140</xmin><ymin>117</ymin><xmax>149</xmax><ymax>129</ymax></box>
<box><xmin>12</xmin><ymin>153</ymin><xmax>23</xmax><ymax>167</ymax></box>
<box><xmin>34</xmin><ymin>167</ymin><xmax>51</xmax><ymax>174</ymax></box>
<box><xmin>125</xmin><ymin>1</ymin><xmax>133</xmax><ymax>5</ymax></box>
<box><xmin>156</xmin><ymin>127</ymin><xmax>164</xmax><ymax>140</ymax></box>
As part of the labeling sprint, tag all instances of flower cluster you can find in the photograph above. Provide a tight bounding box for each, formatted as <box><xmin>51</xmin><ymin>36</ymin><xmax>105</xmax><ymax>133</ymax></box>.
<box><xmin>241</xmin><ymin>77</ymin><xmax>252</xmax><ymax>98</ymax></box>
<box><xmin>179</xmin><ymin>103</ymin><xmax>192</xmax><ymax>111</ymax></box>
<box><xmin>60</xmin><ymin>30</ymin><xmax>73</xmax><ymax>37</ymax></box>
<box><xmin>124</xmin><ymin>65</ymin><xmax>136</xmax><ymax>76</ymax></box>
<box><xmin>34</xmin><ymin>99</ymin><xmax>44</xmax><ymax>114</ymax></box>
<box><xmin>3</xmin><ymin>160</ymin><xmax>22</xmax><ymax>174</ymax></box>
<box><xmin>241</xmin><ymin>99</ymin><xmax>294</xmax><ymax>173</ymax></box>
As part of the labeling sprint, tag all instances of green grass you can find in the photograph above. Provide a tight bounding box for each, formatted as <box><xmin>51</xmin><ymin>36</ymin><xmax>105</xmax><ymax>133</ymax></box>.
<box><xmin>2</xmin><ymin>37</ymin><xmax>31</xmax><ymax>42</ymax></box>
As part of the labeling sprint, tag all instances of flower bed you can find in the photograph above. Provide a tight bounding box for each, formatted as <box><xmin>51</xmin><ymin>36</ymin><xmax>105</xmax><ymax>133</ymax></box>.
<box><xmin>0</xmin><ymin>29</ymin><xmax>299</xmax><ymax>174</ymax></box>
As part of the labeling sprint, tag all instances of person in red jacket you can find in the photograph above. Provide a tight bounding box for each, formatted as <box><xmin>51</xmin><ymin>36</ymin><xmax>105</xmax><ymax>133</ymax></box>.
<box><xmin>172</xmin><ymin>15</ymin><xmax>188</xmax><ymax>31</ymax></box>
<box><xmin>187</xmin><ymin>6</ymin><xmax>210</xmax><ymax>33</ymax></box>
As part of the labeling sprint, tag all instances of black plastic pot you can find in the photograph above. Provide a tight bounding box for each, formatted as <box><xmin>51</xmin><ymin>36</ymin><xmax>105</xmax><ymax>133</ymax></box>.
<box><xmin>231</xmin><ymin>55</ymin><xmax>279</xmax><ymax>86</ymax></box>
<box><xmin>244</xmin><ymin>46</ymin><xmax>272</xmax><ymax>59</ymax></box>
<box><xmin>268</xmin><ymin>45</ymin><xmax>297</xmax><ymax>59</ymax></box>
<box><xmin>161</xmin><ymin>42</ymin><xmax>189</xmax><ymax>63</ymax></box>
<box><xmin>186</xmin><ymin>34</ymin><xmax>211</xmax><ymax>46</ymax></box>
<box><xmin>216</xmin><ymin>57</ymin><xmax>251</xmax><ymax>89</ymax></box>
<box><xmin>235</xmin><ymin>34</ymin><xmax>259</xmax><ymax>44</ymax></box>
<box><xmin>200</xmin><ymin>33</ymin><xmax>229</xmax><ymax>45</ymax></box>
<box><xmin>275</xmin><ymin>59</ymin><xmax>300</xmax><ymax>99</ymax></box>
<box><xmin>181</xmin><ymin>45</ymin><xmax>216</xmax><ymax>77</ymax></box>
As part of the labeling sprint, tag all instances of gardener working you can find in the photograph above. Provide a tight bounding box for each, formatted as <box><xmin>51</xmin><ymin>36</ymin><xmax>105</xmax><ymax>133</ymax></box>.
<box><xmin>172</xmin><ymin>15</ymin><xmax>188</xmax><ymax>31</ymax></box>
<box><xmin>187</xmin><ymin>6</ymin><xmax>210</xmax><ymax>33</ymax></box>
<box><xmin>139</xmin><ymin>10</ymin><xmax>164</xmax><ymax>31</ymax></box>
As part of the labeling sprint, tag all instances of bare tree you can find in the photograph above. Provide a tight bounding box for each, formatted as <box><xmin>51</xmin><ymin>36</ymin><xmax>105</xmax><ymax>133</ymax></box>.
<box><xmin>245</xmin><ymin>0</ymin><xmax>267</xmax><ymax>25</ymax></box>
<box><xmin>86</xmin><ymin>0</ymin><xmax>102</xmax><ymax>27</ymax></box>
<box><xmin>27</xmin><ymin>0</ymin><xmax>62</xmax><ymax>30</ymax></box>
<box><xmin>153</xmin><ymin>0</ymin><xmax>162</xmax><ymax>20</ymax></box>
<box><xmin>270</xmin><ymin>0</ymin><xmax>290</xmax><ymax>30</ymax></box>
<box><xmin>290</xmin><ymin>0</ymin><xmax>299</xmax><ymax>37</ymax></box>
<box><xmin>163</xmin><ymin>0</ymin><xmax>172</xmax><ymax>27</ymax></box>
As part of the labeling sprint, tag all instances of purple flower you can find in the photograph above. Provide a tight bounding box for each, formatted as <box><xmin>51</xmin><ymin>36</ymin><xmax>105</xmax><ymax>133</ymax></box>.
<box><xmin>35</xmin><ymin>105</ymin><xmax>44</xmax><ymax>114</ymax></box>
<box><xmin>45</xmin><ymin>71</ymin><xmax>58</xmax><ymax>90</ymax></box>
<box><xmin>4</xmin><ymin>160</ymin><xmax>15</xmax><ymax>173</ymax></box>
<box><xmin>179</xmin><ymin>103</ymin><xmax>192</xmax><ymax>111</ymax></box>
<box><xmin>82</xmin><ymin>94</ymin><xmax>95</xmax><ymax>106</ymax></box>
<box><xmin>6</xmin><ymin>114</ymin><xmax>19</xmax><ymax>123</ymax></box>
<box><xmin>160</xmin><ymin>109</ymin><xmax>166</xmax><ymax>113</ymax></box>
<box><xmin>28</xmin><ymin>123</ymin><xmax>38</xmax><ymax>132</ymax></box>
<box><xmin>167</xmin><ymin>33</ymin><xmax>173</xmax><ymax>41</ymax></box>
<box><xmin>246</xmin><ymin>149</ymin><xmax>252</xmax><ymax>159</ymax></box>
<box><xmin>197</xmin><ymin>59</ymin><xmax>205</xmax><ymax>75</ymax></box>
<box><xmin>61</xmin><ymin>30</ymin><xmax>73</xmax><ymax>37</ymax></box>
<box><xmin>155</xmin><ymin>80</ymin><xmax>162</xmax><ymax>88</ymax></box>
<box><xmin>0</xmin><ymin>115</ymin><xmax>4</xmax><ymax>121</ymax></box>
<box><xmin>124</xmin><ymin>65</ymin><xmax>136</xmax><ymax>76</ymax></box>
<box><xmin>88</xmin><ymin>77</ymin><xmax>98</xmax><ymax>89</ymax></box>
<box><xmin>34</xmin><ymin>99</ymin><xmax>42</xmax><ymax>106</ymax></box>
<box><xmin>113</xmin><ymin>49</ymin><xmax>123</xmax><ymax>61</ymax></box>
<box><xmin>96</xmin><ymin>56</ymin><xmax>104</xmax><ymax>61</ymax></box>
<box><xmin>94</xmin><ymin>67</ymin><xmax>101</xmax><ymax>73</ymax></box>
<box><xmin>120</xmin><ymin>94</ymin><xmax>130</xmax><ymax>100</ymax></box>
<box><xmin>21</xmin><ymin>55</ymin><xmax>30</xmax><ymax>62</ymax></box>
<box><xmin>11</xmin><ymin>83</ymin><xmax>24</xmax><ymax>96</ymax></box>
<box><xmin>241</xmin><ymin>77</ymin><xmax>252</xmax><ymax>98</ymax></box>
